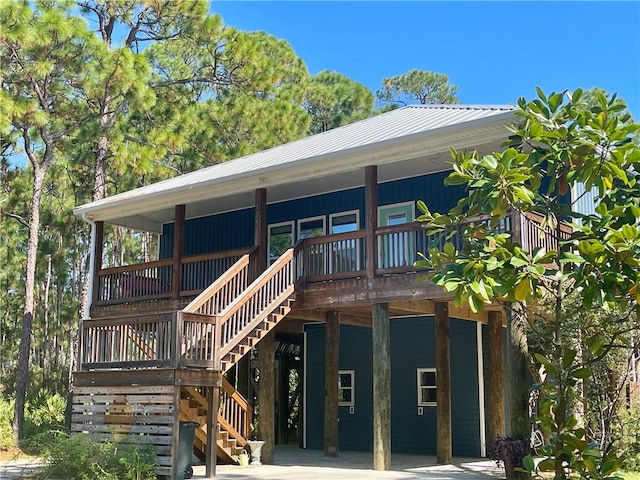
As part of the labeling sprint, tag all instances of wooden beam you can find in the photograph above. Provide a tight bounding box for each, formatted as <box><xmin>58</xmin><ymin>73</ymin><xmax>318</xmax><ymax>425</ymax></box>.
<box><xmin>286</xmin><ymin>310</ymin><xmax>371</xmax><ymax>328</ymax></box>
<box><xmin>390</xmin><ymin>299</ymin><xmax>436</xmax><ymax>316</ymax></box>
<box><xmin>324</xmin><ymin>311</ymin><xmax>340</xmax><ymax>457</ymax></box>
<box><xmin>258</xmin><ymin>330</ymin><xmax>276</xmax><ymax>463</ymax></box>
<box><xmin>205</xmin><ymin>386</ymin><xmax>219</xmax><ymax>478</ymax></box>
<box><xmin>487</xmin><ymin>311</ymin><xmax>505</xmax><ymax>453</ymax></box>
<box><xmin>297</xmin><ymin>275</ymin><xmax>449</xmax><ymax>309</ymax></box>
<box><xmin>172</xmin><ymin>205</ymin><xmax>185</xmax><ymax>299</ymax></box>
<box><xmin>91</xmin><ymin>221</ymin><xmax>104</xmax><ymax>306</ymax></box>
<box><xmin>365</xmin><ymin>166</ymin><xmax>378</xmax><ymax>279</ymax></box>
<box><xmin>435</xmin><ymin>302</ymin><xmax>452</xmax><ymax>464</ymax></box>
<box><xmin>372</xmin><ymin>303</ymin><xmax>391</xmax><ymax>470</ymax></box>
<box><xmin>255</xmin><ymin>188</ymin><xmax>267</xmax><ymax>272</ymax></box>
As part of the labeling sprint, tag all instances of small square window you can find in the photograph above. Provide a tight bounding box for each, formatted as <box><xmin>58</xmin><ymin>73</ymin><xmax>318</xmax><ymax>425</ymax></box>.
<box><xmin>338</xmin><ymin>370</ymin><xmax>355</xmax><ymax>406</ymax></box>
<box><xmin>417</xmin><ymin>368</ymin><xmax>437</xmax><ymax>406</ymax></box>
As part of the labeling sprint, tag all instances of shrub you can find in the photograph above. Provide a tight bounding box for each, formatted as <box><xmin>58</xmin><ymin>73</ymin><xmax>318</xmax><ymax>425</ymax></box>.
<box><xmin>24</xmin><ymin>391</ymin><xmax>66</xmax><ymax>439</ymax></box>
<box><xmin>616</xmin><ymin>403</ymin><xmax>640</xmax><ymax>471</ymax></box>
<box><xmin>35</xmin><ymin>432</ymin><xmax>156</xmax><ymax>480</ymax></box>
<box><xmin>0</xmin><ymin>398</ymin><xmax>14</xmax><ymax>450</ymax></box>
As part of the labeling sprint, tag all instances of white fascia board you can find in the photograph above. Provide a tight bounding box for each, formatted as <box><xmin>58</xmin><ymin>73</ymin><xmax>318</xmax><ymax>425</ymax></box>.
<box><xmin>74</xmin><ymin>112</ymin><xmax>515</xmax><ymax>223</ymax></box>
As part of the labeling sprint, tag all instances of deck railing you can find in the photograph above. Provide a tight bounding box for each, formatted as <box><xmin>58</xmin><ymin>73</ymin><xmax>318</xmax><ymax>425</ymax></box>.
<box><xmin>521</xmin><ymin>211</ymin><xmax>572</xmax><ymax>253</ymax></box>
<box><xmin>81</xmin><ymin>251</ymin><xmax>294</xmax><ymax>371</ymax></box>
<box><xmin>94</xmin><ymin>248</ymin><xmax>251</xmax><ymax>306</ymax></box>
<box><xmin>92</xmin><ymin>212</ymin><xmax>568</xmax><ymax>306</ymax></box>
<box><xmin>79</xmin><ymin>312</ymin><xmax>176</xmax><ymax>370</ymax></box>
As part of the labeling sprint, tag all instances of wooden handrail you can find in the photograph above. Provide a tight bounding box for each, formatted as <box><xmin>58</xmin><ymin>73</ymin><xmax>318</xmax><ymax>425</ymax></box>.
<box><xmin>182</xmin><ymin>248</ymin><xmax>258</xmax><ymax>315</ymax></box>
<box><xmin>180</xmin><ymin>248</ymin><xmax>253</xmax><ymax>265</ymax></box>
<box><xmin>96</xmin><ymin>258</ymin><xmax>174</xmax><ymax>276</ymax></box>
<box><xmin>301</xmin><ymin>230</ymin><xmax>366</xmax><ymax>246</ymax></box>
<box><xmin>183</xmin><ymin>380</ymin><xmax>251</xmax><ymax>448</ymax></box>
<box><xmin>215</xmin><ymin>249</ymin><xmax>294</xmax><ymax>365</ymax></box>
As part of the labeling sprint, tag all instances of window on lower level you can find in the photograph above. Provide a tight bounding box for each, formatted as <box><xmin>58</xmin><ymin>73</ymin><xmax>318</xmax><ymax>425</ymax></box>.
<box><xmin>338</xmin><ymin>370</ymin><xmax>355</xmax><ymax>406</ymax></box>
<box><xmin>417</xmin><ymin>368</ymin><xmax>437</xmax><ymax>406</ymax></box>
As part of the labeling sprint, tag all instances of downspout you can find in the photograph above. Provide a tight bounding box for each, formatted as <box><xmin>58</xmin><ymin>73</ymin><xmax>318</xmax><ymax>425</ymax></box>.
<box><xmin>81</xmin><ymin>213</ymin><xmax>96</xmax><ymax>319</ymax></box>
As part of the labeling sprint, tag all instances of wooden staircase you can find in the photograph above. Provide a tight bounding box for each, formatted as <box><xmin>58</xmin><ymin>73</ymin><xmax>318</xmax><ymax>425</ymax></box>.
<box><xmin>178</xmin><ymin>249</ymin><xmax>296</xmax><ymax>464</ymax></box>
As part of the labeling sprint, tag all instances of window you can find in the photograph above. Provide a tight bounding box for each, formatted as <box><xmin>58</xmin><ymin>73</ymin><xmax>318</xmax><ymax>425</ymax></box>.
<box><xmin>329</xmin><ymin>211</ymin><xmax>360</xmax><ymax>273</ymax></box>
<box><xmin>338</xmin><ymin>370</ymin><xmax>355</xmax><ymax>406</ymax></box>
<box><xmin>378</xmin><ymin>202</ymin><xmax>416</xmax><ymax>268</ymax></box>
<box><xmin>329</xmin><ymin>211</ymin><xmax>359</xmax><ymax>234</ymax></box>
<box><xmin>417</xmin><ymin>368</ymin><xmax>437</xmax><ymax>406</ymax></box>
<box><xmin>298</xmin><ymin>216</ymin><xmax>326</xmax><ymax>239</ymax></box>
<box><xmin>268</xmin><ymin>222</ymin><xmax>294</xmax><ymax>264</ymax></box>
<box><xmin>298</xmin><ymin>216</ymin><xmax>326</xmax><ymax>275</ymax></box>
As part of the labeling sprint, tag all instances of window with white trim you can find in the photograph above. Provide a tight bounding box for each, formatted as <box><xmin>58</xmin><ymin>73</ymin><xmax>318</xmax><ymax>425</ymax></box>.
<box><xmin>338</xmin><ymin>370</ymin><xmax>355</xmax><ymax>406</ymax></box>
<box><xmin>329</xmin><ymin>210</ymin><xmax>360</xmax><ymax>273</ymax></box>
<box><xmin>298</xmin><ymin>216</ymin><xmax>326</xmax><ymax>275</ymax></box>
<box><xmin>268</xmin><ymin>222</ymin><xmax>294</xmax><ymax>264</ymax></box>
<box><xmin>417</xmin><ymin>368</ymin><xmax>437</xmax><ymax>406</ymax></box>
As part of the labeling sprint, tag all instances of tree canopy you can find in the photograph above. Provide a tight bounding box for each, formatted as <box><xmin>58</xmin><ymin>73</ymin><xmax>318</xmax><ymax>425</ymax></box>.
<box><xmin>304</xmin><ymin>70</ymin><xmax>374</xmax><ymax>134</ymax></box>
<box><xmin>376</xmin><ymin>69</ymin><xmax>459</xmax><ymax>109</ymax></box>
<box><xmin>416</xmin><ymin>88</ymin><xmax>640</xmax><ymax>478</ymax></box>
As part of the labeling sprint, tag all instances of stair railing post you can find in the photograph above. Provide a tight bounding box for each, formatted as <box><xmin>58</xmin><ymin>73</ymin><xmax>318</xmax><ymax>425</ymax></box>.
<box><xmin>213</xmin><ymin>315</ymin><xmax>222</xmax><ymax>371</ymax></box>
<box><xmin>173</xmin><ymin>311</ymin><xmax>182</xmax><ymax>369</ymax></box>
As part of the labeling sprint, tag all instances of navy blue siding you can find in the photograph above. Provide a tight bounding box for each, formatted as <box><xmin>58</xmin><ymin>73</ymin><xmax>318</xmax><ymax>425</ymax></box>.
<box><xmin>305</xmin><ymin>317</ymin><xmax>481</xmax><ymax>456</ymax></box>
<box><xmin>159</xmin><ymin>170</ymin><xmax>464</xmax><ymax>258</ymax></box>
<box><xmin>160</xmin><ymin>208</ymin><xmax>254</xmax><ymax>259</ymax></box>
<box><xmin>379</xmin><ymin>171</ymin><xmax>465</xmax><ymax>215</ymax></box>
<box><xmin>390</xmin><ymin>317</ymin><xmax>437</xmax><ymax>454</ymax></box>
<box><xmin>305</xmin><ymin>324</ymin><xmax>373</xmax><ymax>451</ymax></box>
<box><xmin>305</xmin><ymin>324</ymin><xmax>325</xmax><ymax>450</ymax></box>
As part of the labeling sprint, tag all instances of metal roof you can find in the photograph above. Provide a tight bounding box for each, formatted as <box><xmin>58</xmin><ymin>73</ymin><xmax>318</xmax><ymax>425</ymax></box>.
<box><xmin>75</xmin><ymin>104</ymin><xmax>516</xmax><ymax>229</ymax></box>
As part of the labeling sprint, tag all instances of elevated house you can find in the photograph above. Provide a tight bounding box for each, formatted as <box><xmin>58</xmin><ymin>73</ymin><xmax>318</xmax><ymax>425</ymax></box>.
<box><xmin>72</xmin><ymin>105</ymin><xmax>569</xmax><ymax>479</ymax></box>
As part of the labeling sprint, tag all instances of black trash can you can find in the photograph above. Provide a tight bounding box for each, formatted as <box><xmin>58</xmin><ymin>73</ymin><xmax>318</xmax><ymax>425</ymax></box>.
<box><xmin>178</xmin><ymin>421</ymin><xmax>200</xmax><ymax>480</ymax></box>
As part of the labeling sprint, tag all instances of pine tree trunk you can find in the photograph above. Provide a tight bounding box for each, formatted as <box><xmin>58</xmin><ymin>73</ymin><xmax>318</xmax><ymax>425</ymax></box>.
<box><xmin>14</xmin><ymin>164</ymin><xmax>47</xmax><ymax>443</ymax></box>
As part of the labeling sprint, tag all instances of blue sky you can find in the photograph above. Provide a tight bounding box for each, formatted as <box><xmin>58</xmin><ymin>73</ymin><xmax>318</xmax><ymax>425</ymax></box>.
<box><xmin>212</xmin><ymin>1</ymin><xmax>640</xmax><ymax>117</ymax></box>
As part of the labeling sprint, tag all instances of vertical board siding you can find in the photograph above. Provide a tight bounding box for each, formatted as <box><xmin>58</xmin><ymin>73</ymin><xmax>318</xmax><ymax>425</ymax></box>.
<box><xmin>159</xmin><ymin>170</ymin><xmax>464</xmax><ymax>258</ymax></box>
<box><xmin>390</xmin><ymin>317</ymin><xmax>436</xmax><ymax>454</ymax></box>
<box><xmin>338</xmin><ymin>326</ymin><xmax>373</xmax><ymax>452</ymax></box>
<box><xmin>305</xmin><ymin>323</ymin><xmax>325</xmax><ymax>449</ymax></box>
<box><xmin>305</xmin><ymin>317</ymin><xmax>481</xmax><ymax>456</ymax></box>
<box><xmin>379</xmin><ymin>170</ymin><xmax>464</xmax><ymax>216</ymax></box>
<box><xmin>449</xmin><ymin>319</ymin><xmax>481</xmax><ymax>456</ymax></box>
<box><xmin>268</xmin><ymin>189</ymin><xmax>365</xmax><ymax>227</ymax></box>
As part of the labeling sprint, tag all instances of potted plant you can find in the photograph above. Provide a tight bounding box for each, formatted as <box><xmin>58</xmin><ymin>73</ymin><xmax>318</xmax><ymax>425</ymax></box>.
<box><xmin>491</xmin><ymin>436</ymin><xmax>531</xmax><ymax>480</ymax></box>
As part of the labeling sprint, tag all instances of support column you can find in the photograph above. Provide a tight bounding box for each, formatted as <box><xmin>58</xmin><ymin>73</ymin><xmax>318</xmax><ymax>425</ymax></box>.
<box><xmin>205</xmin><ymin>385</ymin><xmax>219</xmax><ymax>478</ymax></box>
<box><xmin>435</xmin><ymin>302</ymin><xmax>452</xmax><ymax>464</ymax></box>
<box><xmin>487</xmin><ymin>311</ymin><xmax>505</xmax><ymax>452</ymax></box>
<box><xmin>324</xmin><ymin>311</ymin><xmax>340</xmax><ymax>457</ymax></box>
<box><xmin>172</xmin><ymin>204</ymin><xmax>185</xmax><ymax>299</ymax></box>
<box><xmin>365</xmin><ymin>166</ymin><xmax>378</xmax><ymax>279</ymax></box>
<box><xmin>506</xmin><ymin>305</ymin><xmax>529</xmax><ymax>438</ymax></box>
<box><xmin>372</xmin><ymin>303</ymin><xmax>390</xmax><ymax>470</ymax></box>
<box><xmin>91</xmin><ymin>221</ymin><xmax>104</xmax><ymax>306</ymax></box>
<box><xmin>255</xmin><ymin>188</ymin><xmax>267</xmax><ymax>272</ymax></box>
<box><xmin>258</xmin><ymin>330</ymin><xmax>276</xmax><ymax>463</ymax></box>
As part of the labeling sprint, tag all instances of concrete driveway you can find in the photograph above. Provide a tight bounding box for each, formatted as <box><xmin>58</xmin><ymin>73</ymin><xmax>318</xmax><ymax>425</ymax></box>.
<box><xmin>0</xmin><ymin>446</ymin><xmax>504</xmax><ymax>480</ymax></box>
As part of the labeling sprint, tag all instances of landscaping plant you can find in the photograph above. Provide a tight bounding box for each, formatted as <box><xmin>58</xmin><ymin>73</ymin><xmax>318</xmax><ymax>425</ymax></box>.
<box><xmin>416</xmin><ymin>87</ymin><xmax>640</xmax><ymax>480</ymax></box>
